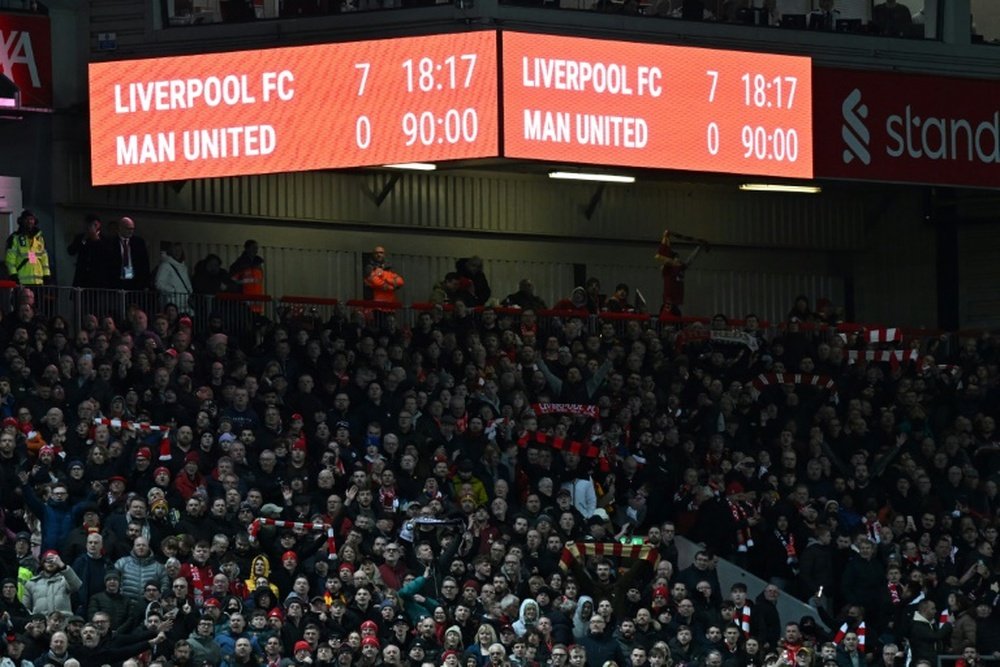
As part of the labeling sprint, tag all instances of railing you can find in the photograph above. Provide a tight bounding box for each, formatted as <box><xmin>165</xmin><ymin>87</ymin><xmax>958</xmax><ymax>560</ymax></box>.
<box><xmin>937</xmin><ymin>657</ymin><xmax>999</xmax><ymax>667</ymax></box>
<box><xmin>1</xmin><ymin>283</ymin><xmax>980</xmax><ymax>355</ymax></box>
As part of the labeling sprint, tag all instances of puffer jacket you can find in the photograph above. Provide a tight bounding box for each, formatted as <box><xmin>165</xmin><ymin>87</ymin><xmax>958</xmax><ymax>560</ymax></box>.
<box><xmin>23</xmin><ymin>567</ymin><xmax>82</xmax><ymax>615</ymax></box>
<box><xmin>187</xmin><ymin>631</ymin><xmax>223</xmax><ymax>666</ymax></box>
<box><xmin>114</xmin><ymin>552</ymin><xmax>169</xmax><ymax>600</ymax></box>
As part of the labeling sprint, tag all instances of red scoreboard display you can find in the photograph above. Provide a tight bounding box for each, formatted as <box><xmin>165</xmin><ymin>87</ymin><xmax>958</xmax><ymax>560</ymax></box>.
<box><xmin>501</xmin><ymin>31</ymin><xmax>813</xmax><ymax>179</ymax></box>
<box><xmin>88</xmin><ymin>32</ymin><xmax>500</xmax><ymax>186</ymax></box>
<box><xmin>88</xmin><ymin>30</ymin><xmax>814</xmax><ymax>185</ymax></box>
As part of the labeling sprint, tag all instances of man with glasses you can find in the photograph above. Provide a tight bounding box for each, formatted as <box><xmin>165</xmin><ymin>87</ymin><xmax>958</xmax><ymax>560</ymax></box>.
<box><xmin>378</xmin><ymin>543</ymin><xmax>408</xmax><ymax>590</ymax></box>
<box><xmin>548</xmin><ymin>644</ymin><xmax>569</xmax><ymax>667</ymax></box>
<box><xmin>188</xmin><ymin>615</ymin><xmax>223</xmax><ymax>665</ymax></box>
<box><xmin>19</xmin><ymin>478</ymin><xmax>99</xmax><ymax>552</ymax></box>
<box><xmin>488</xmin><ymin>643</ymin><xmax>509</xmax><ymax>667</ymax></box>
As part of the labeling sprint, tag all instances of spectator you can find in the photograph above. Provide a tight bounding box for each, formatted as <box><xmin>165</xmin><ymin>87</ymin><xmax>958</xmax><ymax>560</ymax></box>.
<box><xmin>908</xmin><ymin>599</ymin><xmax>952</xmax><ymax>663</ymax></box>
<box><xmin>70</xmin><ymin>533</ymin><xmax>111</xmax><ymax>615</ymax></box>
<box><xmin>108</xmin><ymin>217</ymin><xmax>151</xmax><ymax>291</ymax></box>
<box><xmin>431</xmin><ymin>272</ymin><xmax>475</xmax><ymax>306</ymax></box>
<box><xmin>872</xmin><ymin>0</ymin><xmax>912</xmax><ymax>36</ymax></box>
<box><xmin>113</xmin><ymin>537</ymin><xmax>168</xmax><ymax>601</ymax></box>
<box><xmin>86</xmin><ymin>571</ymin><xmax>136</xmax><ymax>631</ymax></box>
<box><xmin>455</xmin><ymin>257</ymin><xmax>492</xmax><ymax>306</ymax></box>
<box><xmin>23</xmin><ymin>551</ymin><xmax>81</xmax><ymax>615</ymax></box>
<box><xmin>192</xmin><ymin>254</ymin><xmax>239</xmax><ymax>296</ymax></box>
<box><xmin>154</xmin><ymin>242</ymin><xmax>194</xmax><ymax>314</ymax></box>
<box><xmin>502</xmin><ymin>279</ymin><xmax>547</xmax><ymax>311</ymax></box>
<box><xmin>363</xmin><ymin>245</ymin><xmax>405</xmax><ymax>305</ymax></box>
<box><xmin>18</xmin><ymin>477</ymin><xmax>97</xmax><ymax>553</ymax></box>
<box><xmin>67</xmin><ymin>215</ymin><xmax>108</xmax><ymax>289</ymax></box>
<box><xmin>230</xmin><ymin>240</ymin><xmax>266</xmax><ymax>312</ymax></box>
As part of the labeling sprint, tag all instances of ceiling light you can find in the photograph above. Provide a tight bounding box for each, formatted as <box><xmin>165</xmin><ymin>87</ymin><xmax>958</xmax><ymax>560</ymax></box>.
<box><xmin>739</xmin><ymin>183</ymin><xmax>822</xmax><ymax>194</ymax></box>
<box><xmin>549</xmin><ymin>171</ymin><xmax>635</xmax><ymax>184</ymax></box>
<box><xmin>383</xmin><ymin>162</ymin><xmax>436</xmax><ymax>171</ymax></box>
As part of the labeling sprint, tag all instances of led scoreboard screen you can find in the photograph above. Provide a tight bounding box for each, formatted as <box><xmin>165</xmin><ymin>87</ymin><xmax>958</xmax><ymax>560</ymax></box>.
<box><xmin>88</xmin><ymin>32</ymin><xmax>499</xmax><ymax>186</ymax></box>
<box><xmin>88</xmin><ymin>30</ymin><xmax>814</xmax><ymax>185</ymax></box>
<box><xmin>501</xmin><ymin>32</ymin><xmax>813</xmax><ymax>179</ymax></box>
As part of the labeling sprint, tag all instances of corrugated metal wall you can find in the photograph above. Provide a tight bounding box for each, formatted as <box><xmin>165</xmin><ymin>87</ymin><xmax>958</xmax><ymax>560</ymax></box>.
<box><xmin>62</xmin><ymin>157</ymin><xmax>923</xmax><ymax>324</ymax></box>
<box><xmin>958</xmin><ymin>223</ymin><xmax>1000</xmax><ymax>329</ymax></box>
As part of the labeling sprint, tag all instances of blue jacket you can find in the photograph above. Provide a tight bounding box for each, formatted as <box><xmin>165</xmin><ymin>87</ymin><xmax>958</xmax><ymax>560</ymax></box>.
<box><xmin>21</xmin><ymin>484</ymin><xmax>94</xmax><ymax>552</ymax></box>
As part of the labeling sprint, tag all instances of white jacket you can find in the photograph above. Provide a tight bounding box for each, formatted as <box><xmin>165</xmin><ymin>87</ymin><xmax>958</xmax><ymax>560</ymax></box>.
<box><xmin>154</xmin><ymin>253</ymin><xmax>193</xmax><ymax>313</ymax></box>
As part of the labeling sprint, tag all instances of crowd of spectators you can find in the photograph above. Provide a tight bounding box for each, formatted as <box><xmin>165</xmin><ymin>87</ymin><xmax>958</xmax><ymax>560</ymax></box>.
<box><xmin>0</xmin><ymin>230</ymin><xmax>996</xmax><ymax>667</ymax></box>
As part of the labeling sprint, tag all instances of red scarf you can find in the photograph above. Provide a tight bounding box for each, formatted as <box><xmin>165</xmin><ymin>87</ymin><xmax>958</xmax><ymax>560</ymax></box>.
<box><xmin>833</xmin><ymin>621</ymin><xmax>866</xmax><ymax>653</ymax></box>
<box><xmin>729</xmin><ymin>501</ymin><xmax>754</xmax><ymax>552</ymax></box>
<box><xmin>775</xmin><ymin>530</ymin><xmax>797</xmax><ymax>566</ymax></box>
<box><xmin>887</xmin><ymin>583</ymin><xmax>901</xmax><ymax>605</ymax></box>
<box><xmin>740</xmin><ymin>605</ymin><xmax>752</xmax><ymax>637</ymax></box>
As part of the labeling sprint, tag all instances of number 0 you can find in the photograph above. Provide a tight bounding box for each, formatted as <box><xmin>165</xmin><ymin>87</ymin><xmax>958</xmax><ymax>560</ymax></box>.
<box><xmin>356</xmin><ymin>116</ymin><xmax>371</xmax><ymax>149</ymax></box>
<box><xmin>707</xmin><ymin>122</ymin><xmax>719</xmax><ymax>155</ymax></box>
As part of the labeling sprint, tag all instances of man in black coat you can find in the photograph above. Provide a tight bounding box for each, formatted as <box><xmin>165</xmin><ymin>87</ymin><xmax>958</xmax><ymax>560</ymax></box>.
<box><xmin>67</xmin><ymin>215</ymin><xmax>111</xmax><ymax>288</ymax></box>
<box><xmin>908</xmin><ymin>599</ymin><xmax>952</xmax><ymax>664</ymax></box>
<box><xmin>106</xmin><ymin>216</ymin><xmax>151</xmax><ymax>290</ymax></box>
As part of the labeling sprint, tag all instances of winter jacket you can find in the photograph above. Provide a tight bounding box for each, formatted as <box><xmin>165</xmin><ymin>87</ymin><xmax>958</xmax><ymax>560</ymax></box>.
<box><xmin>154</xmin><ymin>253</ymin><xmax>194</xmax><ymax>313</ymax></box>
<box><xmin>70</xmin><ymin>552</ymin><xmax>112</xmax><ymax>614</ymax></box>
<box><xmin>188</xmin><ymin>631</ymin><xmax>224</xmax><ymax>665</ymax></box>
<box><xmin>398</xmin><ymin>575</ymin><xmax>439</xmax><ymax>623</ymax></box>
<box><xmin>579</xmin><ymin>627</ymin><xmax>625</xmax><ymax>667</ymax></box>
<box><xmin>20</xmin><ymin>484</ymin><xmax>93</xmax><ymax>552</ymax></box>
<box><xmin>22</xmin><ymin>567</ymin><xmax>82</xmax><ymax>615</ymax></box>
<box><xmin>572</xmin><ymin>595</ymin><xmax>594</xmax><ymax>640</ymax></box>
<box><xmin>114</xmin><ymin>552</ymin><xmax>169</xmax><ymax>601</ymax></box>
<box><xmin>87</xmin><ymin>590</ymin><xmax>139</xmax><ymax>630</ymax></box>
<box><xmin>909</xmin><ymin>611</ymin><xmax>952</xmax><ymax>663</ymax></box>
<box><xmin>798</xmin><ymin>539</ymin><xmax>835</xmax><ymax>597</ymax></box>
<box><xmin>840</xmin><ymin>554</ymin><xmax>884</xmax><ymax>616</ymax></box>
<box><xmin>513</xmin><ymin>599</ymin><xmax>540</xmax><ymax>637</ymax></box>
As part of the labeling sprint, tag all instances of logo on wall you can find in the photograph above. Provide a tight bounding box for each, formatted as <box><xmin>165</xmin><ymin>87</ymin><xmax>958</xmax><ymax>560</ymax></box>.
<box><xmin>0</xmin><ymin>12</ymin><xmax>52</xmax><ymax>108</ymax></box>
<box><xmin>841</xmin><ymin>88</ymin><xmax>870</xmax><ymax>165</ymax></box>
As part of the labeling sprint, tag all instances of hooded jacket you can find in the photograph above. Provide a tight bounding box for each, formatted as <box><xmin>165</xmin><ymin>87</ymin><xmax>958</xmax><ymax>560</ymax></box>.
<box><xmin>154</xmin><ymin>252</ymin><xmax>194</xmax><ymax>313</ymax></box>
<box><xmin>513</xmin><ymin>599</ymin><xmax>540</xmax><ymax>637</ymax></box>
<box><xmin>572</xmin><ymin>595</ymin><xmax>594</xmax><ymax>641</ymax></box>
<box><xmin>245</xmin><ymin>554</ymin><xmax>281</xmax><ymax>596</ymax></box>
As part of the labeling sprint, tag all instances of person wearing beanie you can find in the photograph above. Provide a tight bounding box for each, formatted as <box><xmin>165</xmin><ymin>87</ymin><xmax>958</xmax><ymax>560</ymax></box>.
<box><xmin>86</xmin><ymin>570</ymin><xmax>136</xmax><ymax>630</ymax></box>
<box><xmin>288</xmin><ymin>639</ymin><xmax>313</xmax><ymax>666</ymax></box>
<box><xmin>0</xmin><ymin>577</ymin><xmax>28</xmax><ymax>624</ymax></box>
<box><xmin>173</xmin><ymin>452</ymin><xmax>206</xmax><ymax>501</ymax></box>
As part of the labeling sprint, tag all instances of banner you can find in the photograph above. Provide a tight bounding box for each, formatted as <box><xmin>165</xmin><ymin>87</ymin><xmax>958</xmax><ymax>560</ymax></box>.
<box><xmin>531</xmin><ymin>403</ymin><xmax>599</xmax><ymax>417</ymax></box>
<box><xmin>814</xmin><ymin>67</ymin><xmax>1000</xmax><ymax>188</ymax></box>
<box><xmin>0</xmin><ymin>12</ymin><xmax>52</xmax><ymax>108</ymax></box>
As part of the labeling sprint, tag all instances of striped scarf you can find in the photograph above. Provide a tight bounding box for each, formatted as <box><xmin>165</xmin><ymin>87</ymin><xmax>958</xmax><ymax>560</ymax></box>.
<box><xmin>833</xmin><ymin>621</ymin><xmax>866</xmax><ymax>653</ymax></box>
<box><xmin>559</xmin><ymin>542</ymin><xmax>660</xmax><ymax>571</ymax></box>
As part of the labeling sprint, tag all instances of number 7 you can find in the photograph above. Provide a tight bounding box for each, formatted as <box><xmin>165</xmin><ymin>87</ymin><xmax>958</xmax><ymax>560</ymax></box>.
<box><xmin>706</xmin><ymin>70</ymin><xmax>719</xmax><ymax>102</ymax></box>
<box><xmin>355</xmin><ymin>63</ymin><xmax>370</xmax><ymax>96</ymax></box>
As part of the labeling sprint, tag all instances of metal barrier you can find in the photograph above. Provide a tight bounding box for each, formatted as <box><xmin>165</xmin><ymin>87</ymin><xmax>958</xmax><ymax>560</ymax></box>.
<box><xmin>937</xmin><ymin>657</ymin><xmax>999</xmax><ymax>667</ymax></box>
<box><xmin>0</xmin><ymin>283</ymin><xmax>981</xmax><ymax>358</ymax></box>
